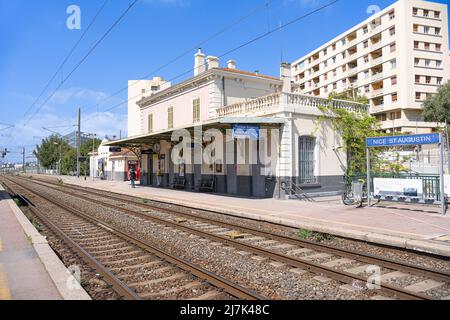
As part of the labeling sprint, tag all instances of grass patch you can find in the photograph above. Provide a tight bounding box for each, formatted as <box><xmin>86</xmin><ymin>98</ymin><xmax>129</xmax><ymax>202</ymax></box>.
<box><xmin>298</xmin><ymin>228</ymin><xmax>335</xmax><ymax>242</ymax></box>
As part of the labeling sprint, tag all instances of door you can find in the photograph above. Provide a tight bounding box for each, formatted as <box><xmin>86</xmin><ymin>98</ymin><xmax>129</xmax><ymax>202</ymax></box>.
<box><xmin>147</xmin><ymin>155</ymin><xmax>153</xmax><ymax>186</ymax></box>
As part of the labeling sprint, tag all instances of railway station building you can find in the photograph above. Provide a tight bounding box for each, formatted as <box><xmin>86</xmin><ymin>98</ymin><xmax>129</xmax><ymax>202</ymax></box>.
<box><xmin>106</xmin><ymin>50</ymin><xmax>368</xmax><ymax>198</ymax></box>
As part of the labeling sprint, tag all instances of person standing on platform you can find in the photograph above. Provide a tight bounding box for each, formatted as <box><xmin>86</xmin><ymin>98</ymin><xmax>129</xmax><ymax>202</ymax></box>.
<box><xmin>130</xmin><ymin>168</ymin><xmax>137</xmax><ymax>189</ymax></box>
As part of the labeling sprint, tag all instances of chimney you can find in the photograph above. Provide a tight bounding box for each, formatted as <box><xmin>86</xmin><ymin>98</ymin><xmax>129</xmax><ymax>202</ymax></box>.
<box><xmin>206</xmin><ymin>56</ymin><xmax>219</xmax><ymax>70</ymax></box>
<box><xmin>280</xmin><ymin>62</ymin><xmax>292</xmax><ymax>93</ymax></box>
<box><xmin>194</xmin><ymin>48</ymin><xmax>206</xmax><ymax>76</ymax></box>
<box><xmin>227</xmin><ymin>59</ymin><xmax>237</xmax><ymax>69</ymax></box>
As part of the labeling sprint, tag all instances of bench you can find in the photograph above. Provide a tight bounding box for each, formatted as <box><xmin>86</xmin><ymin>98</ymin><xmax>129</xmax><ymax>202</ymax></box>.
<box><xmin>172</xmin><ymin>177</ymin><xmax>186</xmax><ymax>189</ymax></box>
<box><xmin>197</xmin><ymin>178</ymin><xmax>215</xmax><ymax>193</ymax></box>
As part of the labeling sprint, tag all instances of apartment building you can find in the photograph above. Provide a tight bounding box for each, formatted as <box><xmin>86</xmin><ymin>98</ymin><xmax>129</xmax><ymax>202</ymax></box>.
<box><xmin>291</xmin><ymin>0</ymin><xmax>449</xmax><ymax>133</ymax></box>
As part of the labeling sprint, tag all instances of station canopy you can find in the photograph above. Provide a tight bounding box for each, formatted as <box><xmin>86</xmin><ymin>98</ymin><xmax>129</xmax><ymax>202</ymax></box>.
<box><xmin>104</xmin><ymin>117</ymin><xmax>285</xmax><ymax>148</ymax></box>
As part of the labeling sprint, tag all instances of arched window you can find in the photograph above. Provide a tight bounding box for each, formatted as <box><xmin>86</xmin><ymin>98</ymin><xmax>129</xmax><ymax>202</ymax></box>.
<box><xmin>298</xmin><ymin>136</ymin><xmax>316</xmax><ymax>184</ymax></box>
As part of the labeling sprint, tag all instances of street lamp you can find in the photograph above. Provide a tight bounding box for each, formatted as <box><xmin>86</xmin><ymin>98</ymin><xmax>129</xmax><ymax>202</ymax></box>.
<box><xmin>53</xmin><ymin>142</ymin><xmax>62</xmax><ymax>176</ymax></box>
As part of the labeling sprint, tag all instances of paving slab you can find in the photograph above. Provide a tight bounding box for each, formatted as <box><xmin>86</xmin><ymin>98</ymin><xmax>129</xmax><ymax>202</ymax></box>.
<box><xmin>0</xmin><ymin>186</ymin><xmax>90</xmax><ymax>300</ymax></box>
<box><xmin>39</xmin><ymin>175</ymin><xmax>450</xmax><ymax>257</ymax></box>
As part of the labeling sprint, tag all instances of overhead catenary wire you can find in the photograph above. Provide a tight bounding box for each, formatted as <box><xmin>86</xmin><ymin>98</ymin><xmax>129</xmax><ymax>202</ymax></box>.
<box><xmin>78</xmin><ymin>0</ymin><xmax>275</xmax><ymax>118</ymax></box>
<box><xmin>18</xmin><ymin>0</ymin><xmax>139</xmax><ymax>134</ymax></box>
<box><xmin>22</xmin><ymin>0</ymin><xmax>110</xmax><ymax>118</ymax></box>
<box><xmin>83</xmin><ymin>0</ymin><xmax>340</xmax><ymax>124</ymax></box>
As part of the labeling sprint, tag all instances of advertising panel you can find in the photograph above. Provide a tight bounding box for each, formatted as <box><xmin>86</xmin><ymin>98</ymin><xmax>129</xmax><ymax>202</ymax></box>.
<box><xmin>374</xmin><ymin>178</ymin><xmax>423</xmax><ymax>197</ymax></box>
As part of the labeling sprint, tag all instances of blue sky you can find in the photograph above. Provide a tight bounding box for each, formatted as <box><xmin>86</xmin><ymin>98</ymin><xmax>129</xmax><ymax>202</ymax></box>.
<box><xmin>0</xmin><ymin>0</ymin><xmax>449</xmax><ymax>161</ymax></box>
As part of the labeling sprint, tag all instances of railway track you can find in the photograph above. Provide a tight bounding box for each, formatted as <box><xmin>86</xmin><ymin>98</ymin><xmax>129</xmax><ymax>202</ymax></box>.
<box><xmin>4</xmin><ymin>175</ymin><xmax>450</xmax><ymax>300</ymax></box>
<box><xmin>0</xmin><ymin>176</ymin><xmax>265</xmax><ymax>300</ymax></box>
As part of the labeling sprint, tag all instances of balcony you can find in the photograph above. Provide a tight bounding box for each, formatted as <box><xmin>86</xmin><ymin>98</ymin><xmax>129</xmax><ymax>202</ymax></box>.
<box><xmin>371</xmin><ymin>72</ymin><xmax>383</xmax><ymax>82</ymax></box>
<box><xmin>371</xmin><ymin>88</ymin><xmax>384</xmax><ymax>98</ymax></box>
<box><xmin>215</xmin><ymin>92</ymin><xmax>369</xmax><ymax>118</ymax></box>
<box><xmin>371</xmin><ymin>56</ymin><xmax>383</xmax><ymax>66</ymax></box>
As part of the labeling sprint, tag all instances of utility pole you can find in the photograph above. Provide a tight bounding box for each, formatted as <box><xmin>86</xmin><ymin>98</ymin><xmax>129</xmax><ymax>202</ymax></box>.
<box><xmin>22</xmin><ymin>147</ymin><xmax>25</xmax><ymax>173</ymax></box>
<box><xmin>77</xmin><ymin>108</ymin><xmax>81</xmax><ymax>178</ymax></box>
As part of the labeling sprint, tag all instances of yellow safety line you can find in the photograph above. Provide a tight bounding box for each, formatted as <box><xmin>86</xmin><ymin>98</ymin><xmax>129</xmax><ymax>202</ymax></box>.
<box><xmin>0</xmin><ymin>264</ymin><xmax>12</xmax><ymax>300</ymax></box>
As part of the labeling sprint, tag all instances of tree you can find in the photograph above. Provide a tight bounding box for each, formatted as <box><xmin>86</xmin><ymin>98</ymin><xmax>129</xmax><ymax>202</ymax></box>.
<box><xmin>423</xmin><ymin>81</ymin><xmax>450</xmax><ymax>123</ymax></box>
<box><xmin>34</xmin><ymin>135</ymin><xmax>70</xmax><ymax>169</ymax></box>
<box><xmin>328</xmin><ymin>89</ymin><xmax>369</xmax><ymax>105</ymax></box>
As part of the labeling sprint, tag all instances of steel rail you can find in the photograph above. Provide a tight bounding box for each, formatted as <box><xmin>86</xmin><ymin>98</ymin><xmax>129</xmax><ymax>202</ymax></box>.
<box><xmin>8</xmin><ymin>176</ymin><xmax>435</xmax><ymax>300</ymax></box>
<box><xmin>24</xmin><ymin>175</ymin><xmax>450</xmax><ymax>283</ymax></box>
<box><xmin>3</xmin><ymin>183</ymin><xmax>141</xmax><ymax>300</ymax></box>
<box><xmin>1</xmin><ymin>176</ymin><xmax>266</xmax><ymax>300</ymax></box>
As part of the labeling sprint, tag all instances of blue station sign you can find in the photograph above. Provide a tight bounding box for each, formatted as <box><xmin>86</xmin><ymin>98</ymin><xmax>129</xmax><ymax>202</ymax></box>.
<box><xmin>366</xmin><ymin>133</ymin><xmax>441</xmax><ymax>148</ymax></box>
<box><xmin>232</xmin><ymin>124</ymin><xmax>260</xmax><ymax>140</ymax></box>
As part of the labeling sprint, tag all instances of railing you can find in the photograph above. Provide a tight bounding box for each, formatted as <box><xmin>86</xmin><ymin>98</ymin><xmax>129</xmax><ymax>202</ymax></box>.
<box><xmin>371</xmin><ymin>88</ymin><xmax>384</xmax><ymax>97</ymax></box>
<box><xmin>215</xmin><ymin>92</ymin><xmax>369</xmax><ymax>118</ymax></box>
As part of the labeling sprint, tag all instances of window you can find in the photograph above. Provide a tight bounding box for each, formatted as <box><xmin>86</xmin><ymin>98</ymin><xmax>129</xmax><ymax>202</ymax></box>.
<box><xmin>332</xmin><ymin>43</ymin><xmax>336</xmax><ymax>51</ymax></box>
<box><xmin>390</xmin><ymin>43</ymin><xmax>396</xmax><ymax>53</ymax></box>
<box><xmin>390</xmin><ymin>59</ymin><xmax>397</xmax><ymax>69</ymax></box>
<box><xmin>364</xmin><ymin>71</ymin><xmax>369</xmax><ymax>79</ymax></box>
<box><xmin>434</xmin><ymin>11</ymin><xmax>440</xmax><ymax>19</ymax></box>
<box><xmin>416</xmin><ymin>92</ymin><xmax>422</xmax><ymax>100</ymax></box>
<box><xmin>147</xmin><ymin>114</ymin><xmax>153</xmax><ymax>133</ymax></box>
<box><xmin>333</xmin><ymin>69</ymin><xmax>337</xmax><ymax>77</ymax></box>
<box><xmin>168</xmin><ymin>107</ymin><xmax>174</xmax><ymax>129</ymax></box>
<box><xmin>413</xmin><ymin>24</ymin><xmax>419</xmax><ymax>33</ymax></box>
<box><xmin>435</xmin><ymin>44</ymin><xmax>441</xmax><ymax>52</ymax></box>
<box><xmin>342</xmin><ymin>65</ymin><xmax>347</xmax><ymax>72</ymax></box>
<box><xmin>435</xmin><ymin>27</ymin><xmax>441</xmax><ymax>35</ymax></box>
<box><xmin>333</xmin><ymin>83</ymin><xmax>337</xmax><ymax>90</ymax></box>
<box><xmin>414</xmin><ymin>41</ymin><xmax>419</xmax><ymax>49</ymax></box>
<box><xmin>342</xmin><ymin>52</ymin><xmax>346</xmax><ymax>59</ymax></box>
<box><xmin>141</xmin><ymin>88</ymin><xmax>146</xmax><ymax>94</ymax></box>
<box><xmin>436</xmin><ymin>60</ymin><xmax>442</xmax><ymax>68</ymax></box>
<box><xmin>363</xmin><ymin>26</ymin><xmax>368</xmax><ymax>34</ymax></box>
<box><xmin>364</xmin><ymin>55</ymin><xmax>369</xmax><ymax>63</ymax></box>
<box><xmin>424</xmin><ymin>26</ymin><xmax>430</xmax><ymax>34</ymax></box>
<box><xmin>392</xmin><ymin>93</ymin><xmax>398</xmax><ymax>102</ymax></box>
<box><xmin>341</xmin><ymin>38</ymin><xmax>346</xmax><ymax>45</ymax></box>
<box><xmin>364</xmin><ymin>85</ymin><xmax>370</xmax><ymax>94</ymax></box>
<box><xmin>389</xmin><ymin>10</ymin><xmax>395</xmax><ymax>20</ymax></box>
<box><xmin>423</xmin><ymin>10</ymin><xmax>429</xmax><ymax>17</ymax></box>
<box><xmin>363</xmin><ymin>41</ymin><xmax>369</xmax><ymax>49</ymax></box>
<box><xmin>415</xmin><ymin>75</ymin><xmax>421</xmax><ymax>83</ymax></box>
<box><xmin>414</xmin><ymin>58</ymin><xmax>420</xmax><ymax>66</ymax></box>
<box><xmin>413</xmin><ymin>8</ymin><xmax>418</xmax><ymax>16</ymax></box>
<box><xmin>298</xmin><ymin>136</ymin><xmax>316</xmax><ymax>185</ymax></box>
<box><xmin>437</xmin><ymin>77</ymin><xmax>442</xmax><ymax>85</ymax></box>
<box><xmin>424</xmin><ymin>42</ymin><xmax>430</xmax><ymax>50</ymax></box>
<box><xmin>425</xmin><ymin>59</ymin><xmax>430</xmax><ymax>67</ymax></box>
<box><xmin>323</xmin><ymin>48</ymin><xmax>328</xmax><ymax>56</ymax></box>
<box><xmin>324</xmin><ymin>61</ymin><xmax>328</xmax><ymax>68</ymax></box>
<box><xmin>192</xmin><ymin>98</ymin><xmax>201</xmax><ymax>123</ymax></box>
<box><xmin>391</xmin><ymin>76</ymin><xmax>397</xmax><ymax>85</ymax></box>
<box><xmin>332</xmin><ymin>57</ymin><xmax>336</xmax><ymax>64</ymax></box>
<box><xmin>324</xmin><ymin>73</ymin><xmax>328</xmax><ymax>81</ymax></box>
<box><xmin>426</xmin><ymin>76</ymin><xmax>431</xmax><ymax>84</ymax></box>
<box><xmin>389</xmin><ymin>27</ymin><xmax>395</xmax><ymax>36</ymax></box>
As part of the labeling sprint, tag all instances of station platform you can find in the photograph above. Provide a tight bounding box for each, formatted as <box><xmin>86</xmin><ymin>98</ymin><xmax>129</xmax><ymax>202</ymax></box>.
<box><xmin>0</xmin><ymin>185</ymin><xmax>90</xmax><ymax>300</ymax></box>
<box><xmin>33</xmin><ymin>175</ymin><xmax>450</xmax><ymax>257</ymax></box>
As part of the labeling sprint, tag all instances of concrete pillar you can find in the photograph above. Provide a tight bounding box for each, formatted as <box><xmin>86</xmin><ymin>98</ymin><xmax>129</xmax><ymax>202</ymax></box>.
<box><xmin>280</xmin><ymin>62</ymin><xmax>292</xmax><ymax>93</ymax></box>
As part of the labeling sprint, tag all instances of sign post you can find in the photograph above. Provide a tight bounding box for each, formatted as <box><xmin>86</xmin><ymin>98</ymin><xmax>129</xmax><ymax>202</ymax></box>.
<box><xmin>439</xmin><ymin>140</ymin><xmax>446</xmax><ymax>215</ymax></box>
<box><xmin>366</xmin><ymin>133</ymin><xmax>446</xmax><ymax>215</ymax></box>
<box><xmin>366</xmin><ymin>147</ymin><xmax>371</xmax><ymax>208</ymax></box>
